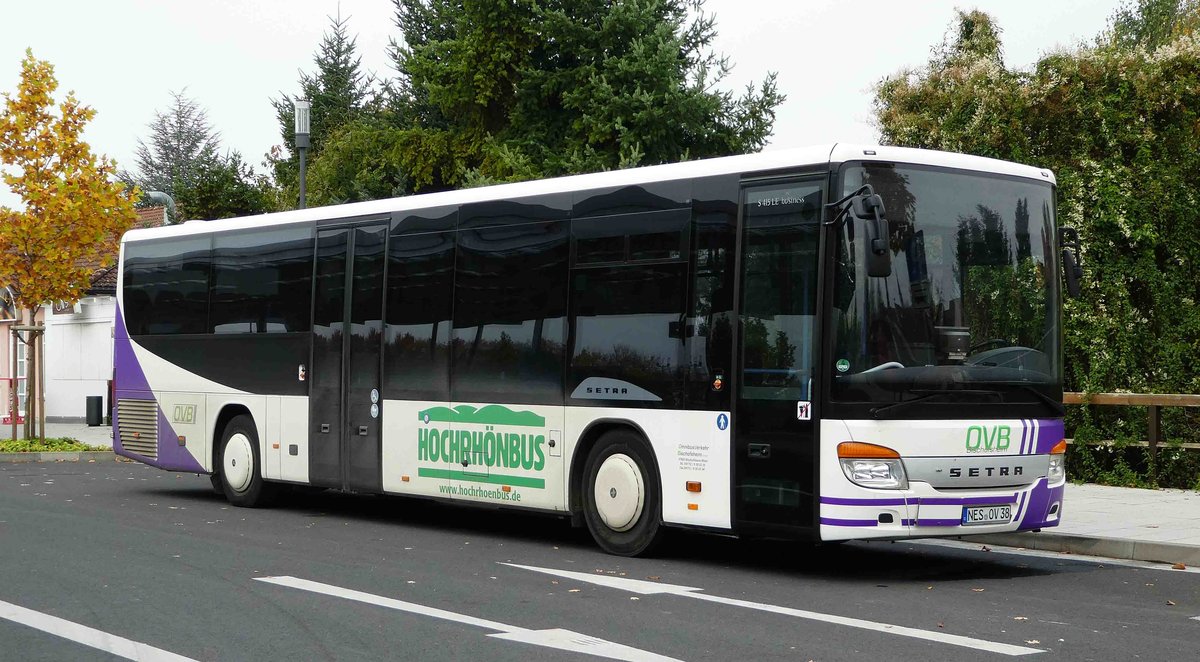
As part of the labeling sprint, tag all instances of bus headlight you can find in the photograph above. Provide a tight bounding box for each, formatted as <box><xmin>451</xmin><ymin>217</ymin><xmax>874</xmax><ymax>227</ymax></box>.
<box><xmin>1046</xmin><ymin>439</ymin><xmax>1067</xmax><ymax>484</ymax></box>
<box><xmin>837</xmin><ymin>442</ymin><xmax>908</xmax><ymax>490</ymax></box>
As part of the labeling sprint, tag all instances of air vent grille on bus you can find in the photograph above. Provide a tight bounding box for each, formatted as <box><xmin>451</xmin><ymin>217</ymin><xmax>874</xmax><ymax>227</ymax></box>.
<box><xmin>117</xmin><ymin>399</ymin><xmax>158</xmax><ymax>460</ymax></box>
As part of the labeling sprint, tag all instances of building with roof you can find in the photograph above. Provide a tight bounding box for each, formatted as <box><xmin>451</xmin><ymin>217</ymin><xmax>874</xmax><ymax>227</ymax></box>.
<box><xmin>35</xmin><ymin>206</ymin><xmax>167</xmax><ymax>423</ymax></box>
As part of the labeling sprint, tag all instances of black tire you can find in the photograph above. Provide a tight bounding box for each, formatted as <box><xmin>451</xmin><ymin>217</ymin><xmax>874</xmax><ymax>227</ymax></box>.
<box><xmin>581</xmin><ymin>429</ymin><xmax>663</xmax><ymax>557</ymax></box>
<box><xmin>209</xmin><ymin>473</ymin><xmax>224</xmax><ymax>496</ymax></box>
<box><xmin>216</xmin><ymin>414</ymin><xmax>275</xmax><ymax>507</ymax></box>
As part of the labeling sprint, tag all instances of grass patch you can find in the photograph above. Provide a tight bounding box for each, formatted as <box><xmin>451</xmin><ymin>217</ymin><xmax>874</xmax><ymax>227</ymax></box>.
<box><xmin>0</xmin><ymin>437</ymin><xmax>109</xmax><ymax>453</ymax></box>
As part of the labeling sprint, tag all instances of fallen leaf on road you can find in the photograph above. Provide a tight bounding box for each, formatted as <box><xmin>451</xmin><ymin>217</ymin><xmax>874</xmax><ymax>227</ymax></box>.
<box><xmin>981</xmin><ymin>545</ymin><xmax>991</xmax><ymax>552</ymax></box>
<box><xmin>1166</xmin><ymin>600</ymin><xmax>1175</xmax><ymax>606</ymax></box>
<box><xmin>630</xmin><ymin>597</ymin><xmax>639</xmax><ymax>601</ymax></box>
<box><xmin>972</xmin><ymin>588</ymin><xmax>986</xmax><ymax>592</ymax></box>
<box><xmin>1171</xmin><ymin>563</ymin><xmax>1187</xmax><ymax>570</ymax></box>
<box><xmin>937</xmin><ymin>622</ymin><xmax>944</xmax><ymax>628</ymax></box>
<box><xmin>568</xmin><ymin>589</ymin><xmax>581</xmax><ymax>593</ymax></box>
<box><xmin>1013</xmin><ymin>616</ymin><xmax>1028</xmax><ymax>621</ymax></box>
<box><xmin>926</xmin><ymin>586</ymin><xmax>933</xmax><ymax>590</ymax></box>
<box><xmin>648</xmin><ymin>576</ymin><xmax>661</xmax><ymax>580</ymax></box>
<box><xmin>1025</xmin><ymin>640</ymin><xmax>1040</xmax><ymax>645</ymax></box>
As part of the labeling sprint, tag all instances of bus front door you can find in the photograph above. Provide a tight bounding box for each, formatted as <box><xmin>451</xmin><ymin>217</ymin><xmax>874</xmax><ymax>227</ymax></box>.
<box><xmin>310</xmin><ymin>224</ymin><xmax>388</xmax><ymax>492</ymax></box>
<box><xmin>733</xmin><ymin>179</ymin><xmax>822</xmax><ymax>534</ymax></box>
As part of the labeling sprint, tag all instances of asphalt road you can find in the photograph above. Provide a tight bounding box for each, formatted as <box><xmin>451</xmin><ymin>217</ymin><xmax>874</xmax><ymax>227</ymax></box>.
<box><xmin>1</xmin><ymin>461</ymin><xmax>1197</xmax><ymax>662</ymax></box>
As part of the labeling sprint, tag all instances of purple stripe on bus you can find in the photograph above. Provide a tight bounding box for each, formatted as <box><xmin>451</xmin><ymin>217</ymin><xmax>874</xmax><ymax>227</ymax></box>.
<box><xmin>1031</xmin><ymin>418</ymin><xmax>1065</xmax><ymax>454</ymax></box>
<box><xmin>819</xmin><ymin>517</ymin><xmax>879</xmax><ymax>527</ymax></box>
<box><xmin>918</xmin><ymin>494</ymin><xmax>1017</xmax><ymax>506</ymax></box>
<box><xmin>111</xmin><ymin>302</ymin><xmax>205</xmax><ymax>474</ymax></box>
<box><xmin>1017</xmin><ymin>479</ymin><xmax>1065</xmax><ymax>530</ymax></box>
<box><xmin>1019</xmin><ymin>419</ymin><xmax>1030</xmax><ymax>455</ymax></box>
<box><xmin>1015</xmin><ymin>491</ymin><xmax>1028</xmax><ymax>522</ymax></box>
<box><xmin>819</xmin><ymin>496</ymin><xmax>908</xmax><ymax>506</ymax></box>
<box><xmin>901</xmin><ymin>519</ymin><xmax>916</xmax><ymax>526</ymax></box>
<box><xmin>155</xmin><ymin>404</ymin><xmax>204</xmax><ymax>473</ymax></box>
<box><xmin>916</xmin><ymin>518</ymin><xmax>962</xmax><ymax>527</ymax></box>
<box><xmin>112</xmin><ymin>302</ymin><xmax>151</xmax><ymax>394</ymax></box>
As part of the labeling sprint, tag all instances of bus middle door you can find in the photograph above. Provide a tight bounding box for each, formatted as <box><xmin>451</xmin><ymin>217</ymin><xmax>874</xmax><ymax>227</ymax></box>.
<box><xmin>310</xmin><ymin>223</ymin><xmax>387</xmax><ymax>493</ymax></box>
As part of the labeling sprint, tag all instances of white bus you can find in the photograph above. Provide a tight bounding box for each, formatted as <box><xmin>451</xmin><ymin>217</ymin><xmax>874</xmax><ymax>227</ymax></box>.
<box><xmin>115</xmin><ymin>144</ymin><xmax>1071</xmax><ymax>556</ymax></box>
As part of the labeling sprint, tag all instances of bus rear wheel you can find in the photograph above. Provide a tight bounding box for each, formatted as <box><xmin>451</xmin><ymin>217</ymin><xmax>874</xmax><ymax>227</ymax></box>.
<box><xmin>582</xmin><ymin>430</ymin><xmax>663</xmax><ymax>557</ymax></box>
<box><xmin>217</xmin><ymin>414</ymin><xmax>274</xmax><ymax>507</ymax></box>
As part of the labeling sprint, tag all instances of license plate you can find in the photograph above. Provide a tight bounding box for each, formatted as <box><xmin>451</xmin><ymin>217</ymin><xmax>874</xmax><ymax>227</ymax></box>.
<box><xmin>961</xmin><ymin>504</ymin><xmax>1012</xmax><ymax>526</ymax></box>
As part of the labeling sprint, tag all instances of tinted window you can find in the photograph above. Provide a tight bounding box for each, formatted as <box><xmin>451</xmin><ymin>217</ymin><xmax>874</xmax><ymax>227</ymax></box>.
<box><xmin>392</xmin><ymin>206</ymin><xmax>457</xmax><ymax>234</ymax></box>
<box><xmin>451</xmin><ymin>222</ymin><xmax>568</xmax><ymax>404</ymax></box>
<box><xmin>385</xmin><ymin>231</ymin><xmax>455</xmax><ymax>401</ymax></box>
<box><xmin>573</xmin><ymin>209</ymin><xmax>688</xmax><ymax>266</ymax></box>
<box><xmin>122</xmin><ymin>237</ymin><xmax>210</xmax><ymax>335</ymax></box>
<box><xmin>569</xmin><ymin>263</ymin><xmax>688</xmax><ymax>407</ymax></box>
<box><xmin>685</xmin><ymin>204</ymin><xmax>737</xmax><ymax>409</ymax></box>
<box><xmin>740</xmin><ymin>183</ymin><xmax>822</xmax><ymax>401</ymax></box>
<box><xmin>459</xmin><ymin>195</ymin><xmax>570</xmax><ymax>229</ymax></box>
<box><xmin>210</xmin><ymin>227</ymin><xmax>313</xmax><ymax>334</ymax></box>
<box><xmin>573</xmin><ymin>180</ymin><xmax>690</xmax><ymax>217</ymax></box>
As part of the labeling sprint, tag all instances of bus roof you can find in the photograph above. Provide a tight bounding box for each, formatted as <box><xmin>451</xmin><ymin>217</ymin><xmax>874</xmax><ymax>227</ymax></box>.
<box><xmin>122</xmin><ymin>143</ymin><xmax>1055</xmax><ymax>243</ymax></box>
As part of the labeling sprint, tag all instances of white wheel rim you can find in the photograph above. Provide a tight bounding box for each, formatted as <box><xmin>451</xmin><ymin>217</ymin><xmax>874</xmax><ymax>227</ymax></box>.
<box><xmin>223</xmin><ymin>433</ymin><xmax>254</xmax><ymax>493</ymax></box>
<box><xmin>593</xmin><ymin>453</ymin><xmax>645</xmax><ymax>532</ymax></box>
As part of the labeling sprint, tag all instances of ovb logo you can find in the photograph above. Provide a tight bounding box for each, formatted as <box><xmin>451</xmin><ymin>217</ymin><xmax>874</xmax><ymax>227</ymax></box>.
<box><xmin>716</xmin><ymin>413</ymin><xmax>729</xmax><ymax>431</ymax></box>
<box><xmin>965</xmin><ymin>425</ymin><xmax>1011</xmax><ymax>453</ymax></box>
<box><xmin>171</xmin><ymin>404</ymin><xmax>196</xmax><ymax>425</ymax></box>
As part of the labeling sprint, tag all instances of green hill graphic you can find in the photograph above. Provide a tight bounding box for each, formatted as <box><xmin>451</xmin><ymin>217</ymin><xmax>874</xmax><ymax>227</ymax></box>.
<box><xmin>418</xmin><ymin>404</ymin><xmax>545</xmax><ymax>427</ymax></box>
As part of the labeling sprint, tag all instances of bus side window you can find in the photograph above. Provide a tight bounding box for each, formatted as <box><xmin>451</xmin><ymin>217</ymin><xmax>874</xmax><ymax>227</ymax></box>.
<box><xmin>450</xmin><ymin>221</ymin><xmax>569</xmax><ymax>405</ymax></box>
<box><xmin>568</xmin><ymin>209</ymin><xmax>689</xmax><ymax>408</ymax></box>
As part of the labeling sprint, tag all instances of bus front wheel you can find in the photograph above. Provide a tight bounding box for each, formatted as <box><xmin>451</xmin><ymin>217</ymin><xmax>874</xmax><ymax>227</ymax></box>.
<box><xmin>217</xmin><ymin>414</ymin><xmax>274</xmax><ymax>507</ymax></box>
<box><xmin>582</xmin><ymin>430</ymin><xmax>663</xmax><ymax>557</ymax></box>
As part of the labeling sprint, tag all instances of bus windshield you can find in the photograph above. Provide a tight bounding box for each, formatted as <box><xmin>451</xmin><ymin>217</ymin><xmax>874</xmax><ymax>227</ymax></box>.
<box><xmin>830</xmin><ymin>163</ymin><xmax>1061</xmax><ymax>410</ymax></box>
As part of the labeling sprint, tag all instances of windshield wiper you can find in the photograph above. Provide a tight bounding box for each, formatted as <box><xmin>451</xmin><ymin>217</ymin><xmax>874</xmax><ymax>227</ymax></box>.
<box><xmin>869</xmin><ymin>389</ymin><xmax>1002</xmax><ymax>419</ymax></box>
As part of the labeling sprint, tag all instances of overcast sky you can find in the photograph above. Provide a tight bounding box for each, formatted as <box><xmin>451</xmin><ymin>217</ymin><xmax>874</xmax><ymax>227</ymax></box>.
<box><xmin>1</xmin><ymin>0</ymin><xmax>1122</xmax><ymax>209</ymax></box>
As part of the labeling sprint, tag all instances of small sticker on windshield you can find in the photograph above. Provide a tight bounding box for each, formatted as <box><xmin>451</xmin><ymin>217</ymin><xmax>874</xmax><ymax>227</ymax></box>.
<box><xmin>797</xmin><ymin>401</ymin><xmax>811</xmax><ymax>421</ymax></box>
<box><xmin>836</xmin><ymin>359</ymin><xmax>850</xmax><ymax>373</ymax></box>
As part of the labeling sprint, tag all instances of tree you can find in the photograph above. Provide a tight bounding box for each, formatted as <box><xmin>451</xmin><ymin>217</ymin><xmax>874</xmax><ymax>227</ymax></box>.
<box><xmin>0</xmin><ymin>50</ymin><xmax>138</xmax><ymax>310</ymax></box>
<box><xmin>307</xmin><ymin>0</ymin><xmax>784</xmax><ymax>200</ymax></box>
<box><xmin>175</xmin><ymin>151</ymin><xmax>273</xmax><ymax>221</ymax></box>
<box><xmin>126</xmin><ymin>90</ymin><xmax>221</xmax><ymax>202</ymax></box>
<box><xmin>0</xmin><ymin>50</ymin><xmax>139</xmax><ymax>438</ymax></box>
<box><xmin>872</xmin><ymin>3</ymin><xmax>1200</xmax><ymax>484</ymax></box>
<box><xmin>127</xmin><ymin>91</ymin><xmax>273</xmax><ymax>221</ymax></box>
<box><xmin>270</xmin><ymin>11</ymin><xmax>372</xmax><ymax>203</ymax></box>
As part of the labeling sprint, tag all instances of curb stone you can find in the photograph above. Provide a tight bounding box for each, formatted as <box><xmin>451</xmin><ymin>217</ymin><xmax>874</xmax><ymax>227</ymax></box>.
<box><xmin>962</xmin><ymin>532</ymin><xmax>1200</xmax><ymax>567</ymax></box>
<box><xmin>0</xmin><ymin>451</ymin><xmax>125</xmax><ymax>463</ymax></box>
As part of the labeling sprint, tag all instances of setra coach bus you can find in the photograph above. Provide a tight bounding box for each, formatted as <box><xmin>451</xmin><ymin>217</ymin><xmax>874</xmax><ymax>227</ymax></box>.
<box><xmin>115</xmin><ymin>144</ymin><xmax>1077</xmax><ymax>556</ymax></box>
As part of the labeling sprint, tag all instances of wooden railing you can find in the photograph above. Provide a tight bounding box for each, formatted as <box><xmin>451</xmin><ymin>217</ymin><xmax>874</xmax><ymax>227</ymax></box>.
<box><xmin>1063</xmin><ymin>392</ymin><xmax>1200</xmax><ymax>453</ymax></box>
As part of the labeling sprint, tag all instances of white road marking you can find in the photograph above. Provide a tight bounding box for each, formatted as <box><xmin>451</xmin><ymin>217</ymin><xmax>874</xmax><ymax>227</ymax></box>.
<box><xmin>1190</xmin><ymin>615</ymin><xmax>1200</xmax><ymax>622</ymax></box>
<box><xmin>255</xmin><ymin>575</ymin><xmax>679</xmax><ymax>662</ymax></box>
<box><xmin>0</xmin><ymin>597</ymin><xmax>196</xmax><ymax>662</ymax></box>
<box><xmin>502</xmin><ymin>563</ymin><xmax>1044</xmax><ymax>657</ymax></box>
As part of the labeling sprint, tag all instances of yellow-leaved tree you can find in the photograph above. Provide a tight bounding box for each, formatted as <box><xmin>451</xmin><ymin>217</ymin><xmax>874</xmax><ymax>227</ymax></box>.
<box><xmin>0</xmin><ymin>50</ymin><xmax>139</xmax><ymax>438</ymax></box>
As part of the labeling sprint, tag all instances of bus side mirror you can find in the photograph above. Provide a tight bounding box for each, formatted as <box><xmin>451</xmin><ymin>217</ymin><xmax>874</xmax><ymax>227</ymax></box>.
<box><xmin>1059</xmin><ymin>227</ymin><xmax>1083</xmax><ymax>298</ymax></box>
<box><xmin>852</xmin><ymin>193</ymin><xmax>891</xmax><ymax>277</ymax></box>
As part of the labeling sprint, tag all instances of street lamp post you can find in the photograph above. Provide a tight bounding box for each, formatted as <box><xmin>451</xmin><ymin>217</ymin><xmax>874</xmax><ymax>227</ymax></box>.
<box><xmin>294</xmin><ymin>99</ymin><xmax>310</xmax><ymax>209</ymax></box>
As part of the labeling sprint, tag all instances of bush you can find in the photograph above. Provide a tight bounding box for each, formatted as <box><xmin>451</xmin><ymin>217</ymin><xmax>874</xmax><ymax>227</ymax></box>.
<box><xmin>0</xmin><ymin>437</ymin><xmax>109</xmax><ymax>453</ymax></box>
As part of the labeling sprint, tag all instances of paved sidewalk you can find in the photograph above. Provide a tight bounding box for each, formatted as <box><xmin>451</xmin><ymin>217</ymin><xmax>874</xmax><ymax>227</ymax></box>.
<box><xmin>968</xmin><ymin>482</ymin><xmax>1200</xmax><ymax>566</ymax></box>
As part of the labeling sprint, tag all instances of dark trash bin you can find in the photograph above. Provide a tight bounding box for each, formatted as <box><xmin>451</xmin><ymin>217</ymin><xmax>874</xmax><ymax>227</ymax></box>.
<box><xmin>86</xmin><ymin>396</ymin><xmax>103</xmax><ymax>427</ymax></box>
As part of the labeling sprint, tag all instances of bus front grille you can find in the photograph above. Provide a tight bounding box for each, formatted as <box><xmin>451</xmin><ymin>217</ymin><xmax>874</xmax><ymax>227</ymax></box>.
<box><xmin>117</xmin><ymin>399</ymin><xmax>158</xmax><ymax>460</ymax></box>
